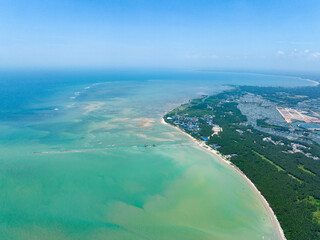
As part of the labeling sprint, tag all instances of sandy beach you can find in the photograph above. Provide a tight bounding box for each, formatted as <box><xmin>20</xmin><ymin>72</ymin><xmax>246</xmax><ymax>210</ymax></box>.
<box><xmin>161</xmin><ymin>116</ymin><xmax>286</xmax><ymax>240</ymax></box>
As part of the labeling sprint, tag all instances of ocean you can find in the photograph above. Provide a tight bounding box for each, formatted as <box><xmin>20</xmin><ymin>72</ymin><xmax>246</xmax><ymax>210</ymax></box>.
<box><xmin>0</xmin><ymin>70</ymin><xmax>314</xmax><ymax>240</ymax></box>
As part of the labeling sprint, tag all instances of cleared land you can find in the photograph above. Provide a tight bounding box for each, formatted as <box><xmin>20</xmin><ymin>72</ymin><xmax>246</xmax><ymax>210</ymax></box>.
<box><xmin>276</xmin><ymin>107</ymin><xmax>320</xmax><ymax>123</ymax></box>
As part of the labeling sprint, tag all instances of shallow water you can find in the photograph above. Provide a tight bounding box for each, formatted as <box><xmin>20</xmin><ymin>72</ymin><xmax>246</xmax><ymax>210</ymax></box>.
<box><xmin>0</xmin><ymin>71</ymin><xmax>314</xmax><ymax>239</ymax></box>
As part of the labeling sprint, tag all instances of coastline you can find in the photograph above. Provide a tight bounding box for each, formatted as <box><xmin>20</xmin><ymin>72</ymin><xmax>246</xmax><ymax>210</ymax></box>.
<box><xmin>161</xmin><ymin>116</ymin><xmax>286</xmax><ymax>240</ymax></box>
<box><xmin>299</xmin><ymin>77</ymin><xmax>320</xmax><ymax>86</ymax></box>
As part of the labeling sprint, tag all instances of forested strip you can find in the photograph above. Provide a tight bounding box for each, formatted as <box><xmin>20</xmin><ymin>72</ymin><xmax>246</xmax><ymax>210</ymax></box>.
<box><xmin>167</xmin><ymin>90</ymin><xmax>320</xmax><ymax>240</ymax></box>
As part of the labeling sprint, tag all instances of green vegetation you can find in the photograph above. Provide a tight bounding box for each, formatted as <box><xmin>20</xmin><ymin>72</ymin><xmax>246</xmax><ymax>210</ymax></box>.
<box><xmin>198</xmin><ymin>123</ymin><xmax>213</xmax><ymax>137</ymax></box>
<box><xmin>165</xmin><ymin>88</ymin><xmax>320</xmax><ymax>240</ymax></box>
<box><xmin>239</xmin><ymin>84</ymin><xmax>320</xmax><ymax>106</ymax></box>
<box><xmin>304</xmin><ymin>196</ymin><xmax>320</xmax><ymax>224</ymax></box>
<box><xmin>299</xmin><ymin>165</ymin><xmax>317</xmax><ymax>176</ymax></box>
<box><xmin>253</xmin><ymin>150</ymin><xmax>285</xmax><ymax>172</ymax></box>
<box><xmin>257</xmin><ymin>118</ymin><xmax>290</xmax><ymax>132</ymax></box>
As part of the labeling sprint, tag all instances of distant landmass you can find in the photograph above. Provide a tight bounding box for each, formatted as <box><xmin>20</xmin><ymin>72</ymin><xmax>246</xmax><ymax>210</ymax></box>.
<box><xmin>164</xmin><ymin>82</ymin><xmax>320</xmax><ymax>240</ymax></box>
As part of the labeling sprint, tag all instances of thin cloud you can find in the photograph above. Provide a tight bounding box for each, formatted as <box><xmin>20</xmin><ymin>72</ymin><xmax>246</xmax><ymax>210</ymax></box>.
<box><xmin>277</xmin><ymin>49</ymin><xmax>320</xmax><ymax>60</ymax></box>
<box><xmin>310</xmin><ymin>52</ymin><xmax>320</xmax><ymax>58</ymax></box>
<box><xmin>289</xmin><ymin>41</ymin><xmax>314</xmax><ymax>45</ymax></box>
<box><xmin>185</xmin><ymin>53</ymin><xmax>218</xmax><ymax>60</ymax></box>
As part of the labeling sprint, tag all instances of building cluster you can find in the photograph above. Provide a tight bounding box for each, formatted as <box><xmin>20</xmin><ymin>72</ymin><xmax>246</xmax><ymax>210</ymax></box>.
<box><xmin>167</xmin><ymin>115</ymin><xmax>200</xmax><ymax>132</ymax></box>
<box><xmin>237</xmin><ymin>93</ymin><xmax>320</xmax><ymax>144</ymax></box>
<box><xmin>166</xmin><ymin>114</ymin><xmax>222</xmax><ymax>141</ymax></box>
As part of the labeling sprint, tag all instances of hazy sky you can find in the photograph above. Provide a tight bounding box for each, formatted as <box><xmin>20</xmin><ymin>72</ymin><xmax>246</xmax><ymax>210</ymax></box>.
<box><xmin>1</xmin><ymin>0</ymin><xmax>320</xmax><ymax>71</ymax></box>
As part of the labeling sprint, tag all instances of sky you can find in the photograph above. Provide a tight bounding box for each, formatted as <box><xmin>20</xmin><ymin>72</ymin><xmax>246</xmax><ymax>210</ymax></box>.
<box><xmin>0</xmin><ymin>0</ymin><xmax>320</xmax><ymax>71</ymax></box>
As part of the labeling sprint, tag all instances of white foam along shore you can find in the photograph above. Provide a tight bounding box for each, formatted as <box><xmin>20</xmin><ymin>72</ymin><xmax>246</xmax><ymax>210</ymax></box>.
<box><xmin>299</xmin><ymin>77</ymin><xmax>320</xmax><ymax>86</ymax></box>
<box><xmin>161</xmin><ymin>116</ymin><xmax>286</xmax><ymax>240</ymax></box>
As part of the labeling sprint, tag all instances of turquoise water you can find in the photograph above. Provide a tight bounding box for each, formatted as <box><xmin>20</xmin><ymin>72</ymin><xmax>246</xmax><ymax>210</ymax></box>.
<box><xmin>0</xmin><ymin>71</ymin><xmax>314</xmax><ymax>239</ymax></box>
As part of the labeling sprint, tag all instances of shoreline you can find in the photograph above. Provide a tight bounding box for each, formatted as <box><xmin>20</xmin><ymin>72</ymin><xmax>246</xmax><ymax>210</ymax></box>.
<box><xmin>299</xmin><ymin>77</ymin><xmax>319</xmax><ymax>86</ymax></box>
<box><xmin>161</xmin><ymin>116</ymin><xmax>286</xmax><ymax>240</ymax></box>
